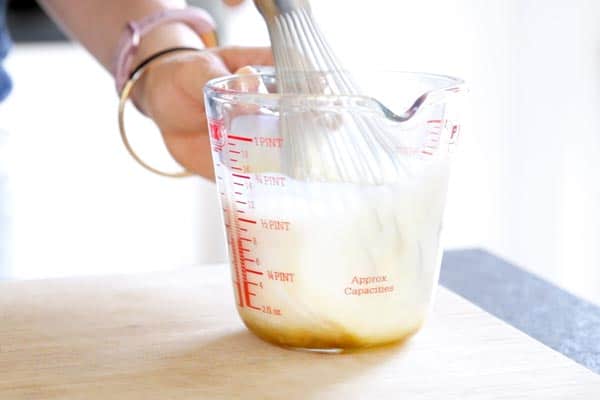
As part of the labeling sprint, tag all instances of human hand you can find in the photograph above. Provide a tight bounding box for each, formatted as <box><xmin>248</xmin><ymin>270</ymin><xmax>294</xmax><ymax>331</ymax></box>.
<box><xmin>133</xmin><ymin>46</ymin><xmax>272</xmax><ymax>179</ymax></box>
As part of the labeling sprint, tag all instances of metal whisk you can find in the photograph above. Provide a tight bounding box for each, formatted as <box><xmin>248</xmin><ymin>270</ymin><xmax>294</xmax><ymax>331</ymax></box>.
<box><xmin>254</xmin><ymin>0</ymin><xmax>406</xmax><ymax>184</ymax></box>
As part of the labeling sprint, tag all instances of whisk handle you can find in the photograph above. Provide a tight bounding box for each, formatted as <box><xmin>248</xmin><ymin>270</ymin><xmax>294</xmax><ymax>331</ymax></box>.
<box><xmin>253</xmin><ymin>0</ymin><xmax>311</xmax><ymax>20</ymax></box>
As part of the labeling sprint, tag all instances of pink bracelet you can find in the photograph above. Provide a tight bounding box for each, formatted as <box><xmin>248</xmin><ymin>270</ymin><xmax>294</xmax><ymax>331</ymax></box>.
<box><xmin>112</xmin><ymin>7</ymin><xmax>217</xmax><ymax>94</ymax></box>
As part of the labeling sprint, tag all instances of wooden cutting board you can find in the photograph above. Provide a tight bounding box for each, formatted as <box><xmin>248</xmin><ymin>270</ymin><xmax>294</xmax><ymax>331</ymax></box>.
<box><xmin>1</xmin><ymin>264</ymin><xmax>599</xmax><ymax>399</ymax></box>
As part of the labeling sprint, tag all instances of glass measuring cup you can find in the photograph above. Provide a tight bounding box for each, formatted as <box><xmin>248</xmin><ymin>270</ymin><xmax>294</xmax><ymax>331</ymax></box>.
<box><xmin>204</xmin><ymin>70</ymin><xmax>465</xmax><ymax>351</ymax></box>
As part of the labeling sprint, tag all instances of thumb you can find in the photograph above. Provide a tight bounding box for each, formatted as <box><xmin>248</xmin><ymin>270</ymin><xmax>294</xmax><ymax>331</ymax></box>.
<box><xmin>232</xmin><ymin>66</ymin><xmax>269</xmax><ymax>93</ymax></box>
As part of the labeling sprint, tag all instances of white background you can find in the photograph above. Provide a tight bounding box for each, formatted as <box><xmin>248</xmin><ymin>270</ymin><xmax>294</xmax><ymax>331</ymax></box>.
<box><xmin>1</xmin><ymin>0</ymin><xmax>599</xmax><ymax>304</ymax></box>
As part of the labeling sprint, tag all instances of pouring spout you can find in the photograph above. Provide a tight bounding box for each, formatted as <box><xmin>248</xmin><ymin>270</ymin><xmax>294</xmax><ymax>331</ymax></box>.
<box><xmin>372</xmin><ymin>83</ymin><xmax>466</xmax><ymax>123</ymax></box>
<box><xmin>373</xmin><ymin>93</ymin><xmax>429</xmax><ymax>123</ymax></box>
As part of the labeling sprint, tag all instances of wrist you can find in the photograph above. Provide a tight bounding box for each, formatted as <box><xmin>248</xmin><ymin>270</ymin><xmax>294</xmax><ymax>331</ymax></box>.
<box><xmin>130</xmin><ymin>22</ymin><xmax>205</xmax><ymax>72</ymax></box>
<box><xmin>130</xmin><ymin>22</ymin><xmax>205</xmax><ymax>111</ymax></box>
<box><xmin>112</xmin><ymin>7</ymin><xmax>216</xmax><ymax>94</ymax></box>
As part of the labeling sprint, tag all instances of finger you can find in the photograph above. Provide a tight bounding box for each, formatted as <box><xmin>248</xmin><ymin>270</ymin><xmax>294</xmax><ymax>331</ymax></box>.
<box><xmin>144</xmin><ymin>51</ymin><xmax>230</xmax><ymax>135</ymax></box>
<box><xmin>163</xmin><ymin>129</ymin><xmax>216</xmax><ymax>179</ymax></box>
<box><xmin>226</xmin><ymin>66</ymin><xmax>269</xmax><ymax>118</ymax></box>
<box><xmin>217</xmin><ymin>46</ymin><xmax>274</xmax><ymax>72</ymax></box>
<box><xmin>233</xmin><ymin>66</ymin><xmax>269</xmax><ymax>93</ymax></box>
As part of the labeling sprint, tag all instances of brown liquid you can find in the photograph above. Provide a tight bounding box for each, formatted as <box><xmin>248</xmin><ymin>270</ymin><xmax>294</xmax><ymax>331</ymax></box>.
<box><xmin>240</xmin><ymin>311</ymin><xmax>423</xmax><ymax>351</ymax></box>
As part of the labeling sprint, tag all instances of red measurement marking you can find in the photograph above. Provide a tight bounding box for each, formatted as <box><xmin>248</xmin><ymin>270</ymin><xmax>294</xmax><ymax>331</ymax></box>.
<box><xmin>236</xmin><ymin>201</ymin><xmax>247</xmax><ymax>205</ymax></box>
<box><xmin>230</xmin><ymin>158</ymin><xmax>239</xmax><ymax>162</ymax></box>
<box><xmin>239</xmin><ymin>227</ymin><xmax>248</xmax><ymax>232</ymax></box>
<box><xmin>238</xmin><ymin>210</ymin><xmax>246</xmax><ymax>214</ymax></box>
<box><xmin>229</xmin><ymin>150</ymin><xmax>241</xmax><ymax>154</ymax></box>
<box><xmin>231</xmin><ymin>166</ymin><xmax>244</xmax><ymax>171</ymax></box>
<box><xmin>235</xmin><ymin>191</ymin><xmax>243</xmax><ymax>195</ymax></box>
<box><xmin>422</xmin><ymin>150</ymin><xmax>433</xmax><ymax>155</ymax></box>
<box><xmin>231</xmin><ymin>234</ymin><xmax>244</xmax><ymax>307</ymax></box>
<box><xmin>232</xmin><ymin>173</ymin><xmax>250</xmax><ymax>179</ymax></box>
<box><xmin>242</xmin><ymin>279</ymin><xmax>259</xmax><ymax>309</ymax></box>
<box><xmin>228</xmin><ymin>134</ymin><xmax>253</xmax><ymax>142</ymax></box>
<box><xmin>238</xmin><ymin>228</ymin><xmax>261</xmax><ymax>310</ymax></box>
<box><xmin>245</xmin><ymin>268</ymin><xmax>264</xmax><ymax>275</ymax></box>
<box><xmin>234</xmin><ymin>281</ymin><xmax>243</xmax><ymax>308</ymax></box>
<box><xmin>427</xmin><ymin>119</ymin><xmax>442</xmax><ymax>124</ymax></box>
<box><xmin>228</xmin><ymin>142</ymin><xmax>237</xmax><ymax>146</ymax></box>
<box><xmin>240</xmin><ymin>237</ymin><xmax>252</xmax><ymax>242</ymax></box>
<box><xmin>234</xmin><ymin>182</ymin><xmax>244</xmax><ymax>186</ymax></box>
<box><xmin>238</xmin><ymin>217</ymin><xmax>257</xmax><ymax>224</ymax></box>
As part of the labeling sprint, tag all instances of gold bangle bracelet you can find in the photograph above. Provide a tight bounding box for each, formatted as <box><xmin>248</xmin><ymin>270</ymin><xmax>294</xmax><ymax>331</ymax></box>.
<box><xmin>117</xmin><ymin>32</ymin><xmax>218</xmax><ymax>178</ymax></box>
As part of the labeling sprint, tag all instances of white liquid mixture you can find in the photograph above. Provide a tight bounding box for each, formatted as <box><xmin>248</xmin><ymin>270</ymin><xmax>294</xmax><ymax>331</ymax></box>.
<box><xmin>224</xmin><ymin>158</ymin><xmax>449</xmax><ymax>348</ymax></box>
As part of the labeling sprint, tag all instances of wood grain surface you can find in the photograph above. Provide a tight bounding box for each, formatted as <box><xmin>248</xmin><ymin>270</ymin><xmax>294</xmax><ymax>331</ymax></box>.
<box><xmin>1</xmin><ymin>265</ymin><xmax>599</xmax><ymax>399</ymax></box>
